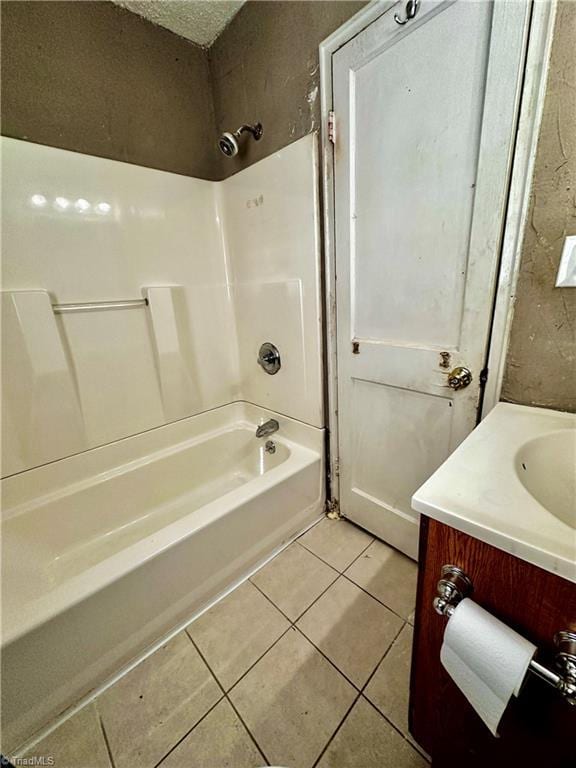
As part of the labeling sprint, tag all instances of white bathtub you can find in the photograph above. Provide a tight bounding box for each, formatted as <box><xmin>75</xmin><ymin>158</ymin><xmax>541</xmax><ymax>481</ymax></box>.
<box><xmin>1</xmin><ymin>402</ymin><xmax>324</xmax><ymax>751</ymax></box>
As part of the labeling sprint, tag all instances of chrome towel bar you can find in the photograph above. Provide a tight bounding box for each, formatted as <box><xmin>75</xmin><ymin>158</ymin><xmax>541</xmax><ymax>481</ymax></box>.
<box><xmin>52</xmin><ymin>298</ymin><xmax>148</xmax><ymax>314</ymax></box>
<box><xmin>434</xmin><ymin>565</ymin><xmax>576</xmax><ymax>705</ymax></box>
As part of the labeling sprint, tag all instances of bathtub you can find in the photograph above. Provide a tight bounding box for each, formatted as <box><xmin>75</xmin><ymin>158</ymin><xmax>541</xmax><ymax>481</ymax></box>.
<box><xmin>1</xmin><ymin>401</ymin><xmax>324</xmax><ymax>751</ymax></box>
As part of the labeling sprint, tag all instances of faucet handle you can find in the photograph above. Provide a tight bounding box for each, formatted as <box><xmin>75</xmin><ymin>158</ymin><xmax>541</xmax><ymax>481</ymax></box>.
<box><xmin>257</xmin><ymin>342</ymin><xmax>281</xmax><ymax>375</ymax></box>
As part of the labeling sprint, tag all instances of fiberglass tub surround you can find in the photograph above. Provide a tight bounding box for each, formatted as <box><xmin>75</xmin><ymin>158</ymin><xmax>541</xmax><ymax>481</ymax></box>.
<box><xmin>1</xmin><ymin>134</ymin><xmax>325</xmax><ymax>750</ymax></box>
<box><xmin>1</xmin><ymin>132</ymin><xmax>323</xmax><ymax>476</ymax></box>
<box><xmin>2</xmin><ymin>402</ymin><xmax>324</xmax><ymax>751</ymax></box>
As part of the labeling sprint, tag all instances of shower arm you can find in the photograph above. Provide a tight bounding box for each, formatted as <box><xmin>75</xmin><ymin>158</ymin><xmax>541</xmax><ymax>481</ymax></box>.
<box><xmin>235</xmin><ymin>123</ymin><xmax>263</xmax><ymax>141</ymax></box>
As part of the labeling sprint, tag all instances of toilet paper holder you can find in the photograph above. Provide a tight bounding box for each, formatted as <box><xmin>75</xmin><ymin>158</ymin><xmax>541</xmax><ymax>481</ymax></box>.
<box><xmin>433</xmin><ymin>564</ymin><xmax>576</xmax><ymax>705</ymax></box>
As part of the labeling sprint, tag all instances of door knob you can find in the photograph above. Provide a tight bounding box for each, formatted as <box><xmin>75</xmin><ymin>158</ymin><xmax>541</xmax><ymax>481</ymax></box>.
<box><xmin>447</xmin><ymin>366</ymin><xmax>473</xmax><ymax>390</ymax></box>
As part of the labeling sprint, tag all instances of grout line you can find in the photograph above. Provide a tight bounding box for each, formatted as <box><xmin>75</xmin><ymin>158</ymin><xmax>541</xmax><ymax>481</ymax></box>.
<box><xmin>223</xmin><ymin>623</ymin><xmax>294</xmax><ymax>694</ymax></box>
<box><xmin>360</xmin><ymin>693</ymin><xmax>430</xmax><ymax>763</ymax></box>
<box><xmin>293</xmin><ymin>625</ymin><xmax>362</xmax><ymax>692</ymax></box>
<box><xmin>341</xmin><ymin>572</ymin><xmax>414</xmax><ymax>625</ymax></box>
<box><xmin>359</xmin><ymin>622</ymin><xmax>431</xmax><ymax>763</ymax></box>
<box><xmin>360</xmin><ymin>621</ymin><xmax>406</xmax><ymax>694</ymax></box>
<box><xmin>150</xmin><ymin>633</ymin><xmax>229</xmax><ymax>768</ymax></box>
<box><xmin>183</xmin><ymin>631</ymin><xmax>226</xmax><ymax>696</ymax></box>
<box><xmin>248</xmin><ymin>579</ymin><xmax>296</xmax><ymax>624</ymax></box>
<box><xmin>338</xmin><ymin>538</ymin><xmax>416</xmax><ymax>618</ymax></box>
<box><xmin>246</xmin><ymin>537</ymin><xmax>410</xmax><ymax>692</ymax></box>
<box><xmin>251</xmin><ymin>572</ymin><xmax>403</xmax><ymax>695</ymax></box>
<box><xmin>186</xmin><ymin>636</ymin><xmax>270</xmax><ymax>766</ymax></box>
<box><xmin>181</xmin><ymin>531</ymin><xmax>419</xmax><ymax>766</ymax></box>
<box><xmin>310</xmin><ymin>622</ymin><xmax>422</xmax><ymax>768</ymax></box>
<box><xmin>311</xmin><ymin>690</ymin><xmax>362</xmax><ymax>768</ymax></box>
<box><xmin>280</xmin><ymin>527</ymin><xmax>413</xmax><ymax>625</ymax></box>
<box><xmin>186</xmin><ymin>615</ymin><xmax>292</xmax><ymax>709</ymax></box>
<box><xmin>297</xmin><ymin>525</ymin><xmax>375</xmax><ymax>575</ymax></box>
<box><xmin>224</xmin><ymin>695</ymin><xmax>270</xmax><ymax>766</ymax></box>
<box><xmin>152</xmin><ymin>695</ymin><xmax>225</xmax><ymax>768</ymax></box>
<box><xmin>249</xmin><ymin>550</ymin><xmax>339</xmax><ymax>625</ymax></box>
<box><xmin>98</xmin><ymin>714</ymin><xmax>116</xmax><ymax>768</ymax></box>
<box><xmin>311</xmin><ymin>620</ymin><xmax>405</xmax><ymax>768</ymax></box>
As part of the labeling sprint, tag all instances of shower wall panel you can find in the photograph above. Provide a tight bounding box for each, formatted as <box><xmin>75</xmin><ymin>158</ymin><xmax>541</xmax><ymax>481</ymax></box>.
<box><xmin>219</xmin><ymin>134</ymin><xmax>324</xmax><ymax>428</ymax></box>
<box><xmin>1</xmin><ymin>137</ymin><xmax>239</xmax><ymax>475</ymax></box>
<box><xmin>1</xmin><ymin>134</ymin><xmax>323</xmax><ymax>476</ymax></box>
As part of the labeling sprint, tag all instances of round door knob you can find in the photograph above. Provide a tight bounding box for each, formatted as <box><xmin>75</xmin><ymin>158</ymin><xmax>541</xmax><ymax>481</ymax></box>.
<box><xmin>447</xmin><ymin>366</ymin><xmax>473</xmax><ymax>390</ymax></box>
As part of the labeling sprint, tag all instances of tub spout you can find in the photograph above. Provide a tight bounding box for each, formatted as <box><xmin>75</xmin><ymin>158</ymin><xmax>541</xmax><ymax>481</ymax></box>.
<box><xmin>255</xmin><ymin>419</ymin><xmax>279</xmax><ymax>438</ymax></box>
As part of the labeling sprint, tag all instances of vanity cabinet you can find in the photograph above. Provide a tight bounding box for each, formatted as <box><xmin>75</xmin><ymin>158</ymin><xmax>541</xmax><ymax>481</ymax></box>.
<box><xmin>409</xmin><ymin>516</ymin><xmax>576</xmax><ymax>767</ymax></box>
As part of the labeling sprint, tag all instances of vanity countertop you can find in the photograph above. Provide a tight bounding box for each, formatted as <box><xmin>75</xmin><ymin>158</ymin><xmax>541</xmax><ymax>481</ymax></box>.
<box><xmin>412</xmin><ymin>402</ymin><xmax>576</xmax><ymax>583</ymax></box>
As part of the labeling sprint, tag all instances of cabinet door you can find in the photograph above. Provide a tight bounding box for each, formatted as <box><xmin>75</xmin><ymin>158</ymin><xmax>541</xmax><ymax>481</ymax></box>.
<box><xmin>410</xmin><ymin>517</ymin><xmax>576</xmax><ymax>767</ymax></box>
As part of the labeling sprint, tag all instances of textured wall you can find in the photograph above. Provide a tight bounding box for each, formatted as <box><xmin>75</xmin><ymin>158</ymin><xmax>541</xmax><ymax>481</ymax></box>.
<box><xmin>502</xmin><ymin>1</ymin><xmax>576</xmax><ymax>412</ymax></box>
<box><xmin>1</xmin><ymin>1</ymin><xmax>364</xmax><ymax>180</ymax></box>
<box><xmin>210</xmin><ymin>0</ymin><xmax>366</xmax><ymax>179</ymax></box>
<box><xmin>1</xmin><ymin>0</ymin><xmax>221</xmax><ymax>179</ymax></box>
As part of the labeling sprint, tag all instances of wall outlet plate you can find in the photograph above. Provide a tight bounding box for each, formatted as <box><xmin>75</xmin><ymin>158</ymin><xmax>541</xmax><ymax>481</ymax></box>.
<box><xmin>555</xmin><ymin>236</ymin><xmax>576</xmax><ymax>287</ymax></box>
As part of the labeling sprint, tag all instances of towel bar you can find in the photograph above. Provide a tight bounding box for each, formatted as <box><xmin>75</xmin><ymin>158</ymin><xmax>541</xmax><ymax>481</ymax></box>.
<box><xmin>433</xmin><ymin>564</ymin><xmax>576</xmax><ymax>705</ymax></box>
<box><xmin>52</xmin><ymin>298</ymin><xmax>148</xmax><ymax>314</ymax></box>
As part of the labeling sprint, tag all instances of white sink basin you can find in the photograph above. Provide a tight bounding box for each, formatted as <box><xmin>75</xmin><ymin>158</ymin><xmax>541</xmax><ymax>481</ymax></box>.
<box><xmin>516</xmin><ymin>431</ymin><xmax>576</xmax><ymax>529</ymax></box>
<box><xmin>412</xmin><ymin>403</ymin><xmax>576</xmax><ymax>583</ymax></box>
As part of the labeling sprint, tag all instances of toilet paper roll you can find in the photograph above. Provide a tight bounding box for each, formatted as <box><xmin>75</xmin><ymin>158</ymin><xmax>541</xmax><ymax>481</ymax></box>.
<box><xmin>440</xmin><ymin>598</ymin><xmax>537</xmax><ymax>736</ymax></box>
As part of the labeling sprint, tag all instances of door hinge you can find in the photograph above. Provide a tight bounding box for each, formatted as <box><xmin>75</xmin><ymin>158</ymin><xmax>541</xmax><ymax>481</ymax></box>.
<box><xmin>328</xmin><ymin>111</ymin><xmax>336</xmax><ymax>145</ymax></box>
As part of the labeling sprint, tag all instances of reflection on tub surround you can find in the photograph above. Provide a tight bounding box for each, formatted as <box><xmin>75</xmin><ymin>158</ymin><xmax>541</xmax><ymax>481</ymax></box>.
<box><xmin>29</xmin><ymin>193</ymin><xmax>114</xmax><ymax>216</ymax></box>
<box><xmin>1</xmin><ymin>133</ymin><xmax>323</xmax><ymax>476</ymax></box>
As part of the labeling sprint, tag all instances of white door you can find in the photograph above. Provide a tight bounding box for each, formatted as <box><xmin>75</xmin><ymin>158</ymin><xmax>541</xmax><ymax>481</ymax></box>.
<box><xmin>333</xmin><ymin>0</ymin><xmax>530</xmax><ymax>558</ymax></box>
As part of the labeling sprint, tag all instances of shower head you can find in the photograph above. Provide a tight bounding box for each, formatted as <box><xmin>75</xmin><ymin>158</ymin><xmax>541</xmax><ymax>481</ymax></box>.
<box><xmin>218</xmin><ymin>123</ymin><xmax>263</xmax><ymax>157</ymax></box>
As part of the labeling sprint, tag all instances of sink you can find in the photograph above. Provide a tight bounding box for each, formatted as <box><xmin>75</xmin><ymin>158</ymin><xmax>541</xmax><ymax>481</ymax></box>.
<box><xmin>515</xmin><ymin>431</ymin><xmax>576</xmax><ymax>529</ymax></box>
<box><xmin>412</xmin><ymin>403</ymin><xmax>576</xmax><ymax>583</ymax></box>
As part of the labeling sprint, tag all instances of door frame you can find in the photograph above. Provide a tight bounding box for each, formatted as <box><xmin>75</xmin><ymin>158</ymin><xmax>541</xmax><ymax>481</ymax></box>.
<box><xmin>319</xmin><ymin>0</ymin><xmax>558</xmax><ymax>507</ymax></box>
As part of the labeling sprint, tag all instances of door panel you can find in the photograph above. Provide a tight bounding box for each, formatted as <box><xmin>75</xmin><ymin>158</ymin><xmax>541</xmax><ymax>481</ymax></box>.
<box><xmin>333</xmin><ymin>0</ymin><xmax>529</xmax><ymax>557</ymax></box>
<box><xmin>352</xmin><ymin>3</ymin><xmax>490</xmax><ymax>348</ymax></box>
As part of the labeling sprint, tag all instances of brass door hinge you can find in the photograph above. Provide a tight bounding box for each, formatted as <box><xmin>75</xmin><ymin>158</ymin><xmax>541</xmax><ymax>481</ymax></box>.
<box><xmin>328</xmin><ymin>111</ymin><xmax>336</xmax><ymax>145</ymax></box>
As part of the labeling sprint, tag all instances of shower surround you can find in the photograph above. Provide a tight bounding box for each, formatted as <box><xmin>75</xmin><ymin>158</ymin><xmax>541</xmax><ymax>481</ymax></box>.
<box><xmin>0</xmin><ymin>133</ymin><xmax>324</xmax><ymax>750</ymax></box>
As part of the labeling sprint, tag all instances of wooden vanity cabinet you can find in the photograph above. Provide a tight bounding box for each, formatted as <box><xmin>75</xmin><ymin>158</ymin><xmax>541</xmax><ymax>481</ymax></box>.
<box><xmin>409</xmin><ymin>516</ymin><xmax>576</xmax><ymax>767</ymax></box>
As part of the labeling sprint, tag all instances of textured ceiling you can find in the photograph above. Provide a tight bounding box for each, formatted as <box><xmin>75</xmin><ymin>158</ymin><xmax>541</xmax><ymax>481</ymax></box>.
<box><xmin>113</xmin><ymin>1</ymin><xmax>246</xmax><ymax>47</ymax></box>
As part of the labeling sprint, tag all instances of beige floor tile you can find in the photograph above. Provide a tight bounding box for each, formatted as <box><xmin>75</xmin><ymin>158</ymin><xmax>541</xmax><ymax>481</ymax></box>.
<box><xmin>187</xmin><ymin>581</ymin><xmax>289</xmax><ymax>690</ymax></box>
<box><xmin>297</xmin><ymin>577</ymin><xmax>403</xmax><ymax>687</ymax></box>
<box><xmin>23</xmin><ymin>704</ymin><xmax>111</xmax><ymax>768</ymax></box>
<box><xmin>158</xmin><ymin>699</ymin><xmax>264</xmax><ymax>768</ymax></box>
<box><xmin>316</xmin><ymin>697</ymin><xmax>427</xmax><ymax>768</ymax></box>
<box><xmin>97</xmin><ymin>632</ymin><xmax>222</xmax><ymax>768</ymax></box>
<box><xmin>299</xmin><ymin>518</ymin><xmax>373</xmax><ymax>572</ymax></box>
<box><xmin>345</xmin><ymin>539</ymin><xmax>418</xmax><ymax>619</ymax></box>
<box><xmin>251</xmin><ymin>542</ymin><xmax>338</xmax><ymax>621</ymax></box>
<box><xmin>365</xmin><ymin>623</ymin><xmax>414</xmax><ymax>738</ymax></box>
<box><xmin>229</xmin><ymin>627</ymin><xmax>356</xmax><ymax>768</ymax></box>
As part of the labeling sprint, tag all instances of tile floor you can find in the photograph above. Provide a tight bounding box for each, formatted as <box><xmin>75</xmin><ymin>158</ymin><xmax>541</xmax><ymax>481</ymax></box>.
<box><xmin>24</xmin><ymin>518</ymin><xmax>426</xmax><ymax>768</ymax></box>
